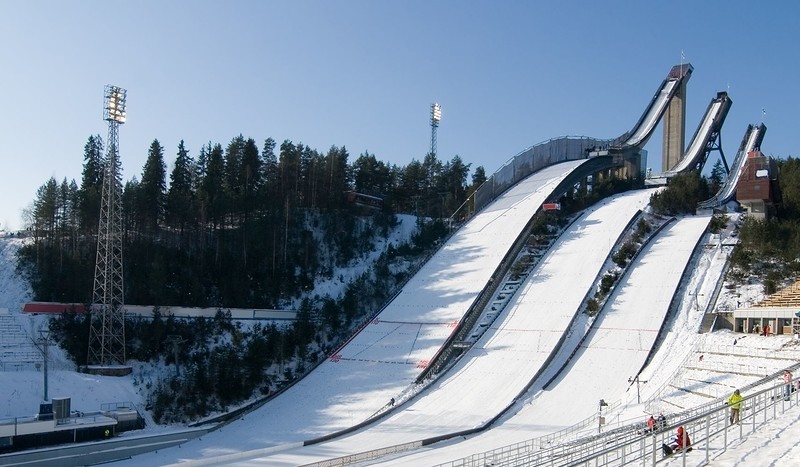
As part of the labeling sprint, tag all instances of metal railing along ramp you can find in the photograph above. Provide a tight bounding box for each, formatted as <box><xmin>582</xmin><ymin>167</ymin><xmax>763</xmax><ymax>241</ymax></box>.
<box><xmin>698</xmin><ymin>123</ymin><xmax>767</xmax><ymax>209</ymax></box>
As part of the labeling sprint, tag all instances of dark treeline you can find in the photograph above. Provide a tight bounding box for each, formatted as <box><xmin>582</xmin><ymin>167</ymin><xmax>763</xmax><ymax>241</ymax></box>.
<box><xmin>23</xmin><ymin>134</ymin><xmax>480</xmax><ymax>422</ymax></box>
<box><xmin>20</xmin><ymin>135</ymin><xmax>485</xmax><ymax>308</ymax></box>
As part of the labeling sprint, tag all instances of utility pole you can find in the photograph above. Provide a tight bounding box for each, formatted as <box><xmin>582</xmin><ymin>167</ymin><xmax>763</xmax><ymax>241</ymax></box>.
<box><xmin>598</xmin><ymin>399</ymin><xmax>608</xmax><ymax>433</ymax></box>
<box><xmin>33</xmin><ymin>330</ymin><xmax>52</xmax><ymax>401</ymax></box>
<box><xmin>629</xmin><ymin>375</ymin><xmax>649</xmax><ymax>404</ymax></box>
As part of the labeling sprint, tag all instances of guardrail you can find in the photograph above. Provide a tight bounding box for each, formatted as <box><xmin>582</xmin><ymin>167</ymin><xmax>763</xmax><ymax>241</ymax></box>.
<box><xmin>433</xmin><ymin>379</ymin><xmax>798</xmax><ymax>467</ymax></box>
<box><xmin>564</xmin><ymin>380</ymin><xmax>798</xmax><ymax>466</ymax></box>
<box><xmin>446</xmin><ymin>361</ymin><xmax>800</xmax><ymax>466</ymax></box>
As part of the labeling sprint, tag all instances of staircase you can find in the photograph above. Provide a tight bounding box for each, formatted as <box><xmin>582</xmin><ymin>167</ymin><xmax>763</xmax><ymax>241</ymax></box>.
<box><xmin>0</xmin><ymin>309</ymin><xmax>38</xmax><ymax>370</ymax></box>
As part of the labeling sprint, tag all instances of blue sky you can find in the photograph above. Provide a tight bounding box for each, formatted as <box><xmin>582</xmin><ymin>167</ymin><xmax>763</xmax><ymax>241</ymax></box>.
<box><xmin>1</xmin><ymin>1</ymin><xmax>797</xmax><ymax>230</ymax></box>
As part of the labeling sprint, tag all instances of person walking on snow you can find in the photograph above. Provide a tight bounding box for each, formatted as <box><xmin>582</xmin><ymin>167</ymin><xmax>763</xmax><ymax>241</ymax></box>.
<box><xmin>726</xmin><ymin>389</ymin><xmax>743</xmax><ymax>424</ymax></box>
<box><xmin>784</xmin><ymin>370</ymin><xmax>793</xmax><ymax>400</ymax></box>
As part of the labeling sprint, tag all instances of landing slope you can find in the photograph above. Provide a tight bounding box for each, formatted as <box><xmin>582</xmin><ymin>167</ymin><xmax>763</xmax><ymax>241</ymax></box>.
<box><xmin>193</xmin><ymin>189</ymin><xmax>656</xmax><ymax>466</ymax></box>
<box><xmin>119</xmin><ymin>160</ymin><xmax>587</xmax><ymax>464</ymax></box>
<box><xmin>391</xmin><ymin>214</ymin><xmax>712</xmax><ymax>465</ymax></box>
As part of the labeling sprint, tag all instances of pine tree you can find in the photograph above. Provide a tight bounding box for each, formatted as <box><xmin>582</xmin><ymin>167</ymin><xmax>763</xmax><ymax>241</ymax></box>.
<box><xmin>224</xmin><ymin>135</ymin><xmax>246</xmax><ymax>224</ymax></box>
<box><xmin>300</xmin><ymin>145</ymin><xmax>319</xmax><ymax>208</ymax></box>
<box><xmin>201</xmin><ymin>143</ymin><xmax>226</xmax><ymax>230</ymax></box>
<box><xmin>279</xmin><ymin>140</ymin><xmax>301</xmax><ymax>204</ymax></box>
<box><xmin>166</xmin><ymin>140</ymin><xmax>196</xmax><ymax>238</ymax></box>
<box><xmin>66</xmin><ymin>179</ymin><xmax>80</xmax><ymax>254</ymax></box>
<box><xmin>261</xmin><ymin>138</ymin><xmax>279</xmax><ymax>211</ymax></box>
<box><xmin>439</xmin><ymin>155</ymin><xmax>471</xmax><ymax>216</ymax></box>
<box><xmin>471</xmin><ymin>166</ymin><xmax>487</xmax><ymax>190</ymax></box>
<box><xmin>314</xmin><ymin>146</ymin><xmax>349</xmax><ymax>210</ymax></box>
<box><xmin>352</xmin><ymin>151</ymin><xmax>391</xmax><ymax>196</ymax></box>
<box><xmin>78</xmin><ymin>135</ymin><xmax>104</xmax><ymax>233</ymax></box>
<box><xmin>778</xmin><ymin>158</ymin><xmax>800</xmax><ymax>219</ymax></box>
<box><xmin>709</xmin><ymin>159</ymin><xmax>726</xmax><ymax>196</ymax></box>
<box><xmin>32</xmin><ymin>177</ymin><xmax>59</xmax><ymax>243</ymax></box>
<box><xmin>398</xmin><ymin>159</ymin><xmax>426</xmax><ymax>214</ymax></box>
<box><xmin>122</xmin><ymin>177</ymin><xmax>140</xmax><ymax>235</ymax></box>
<box><xmin>139</xmin><ymin>139</ymin><xmax>167</xmax><ymax>233</ymax></box>
<box><xmin>241</xmin><ymin>137</ymin><xmax>262</xmax><ymax>223</ymax></box>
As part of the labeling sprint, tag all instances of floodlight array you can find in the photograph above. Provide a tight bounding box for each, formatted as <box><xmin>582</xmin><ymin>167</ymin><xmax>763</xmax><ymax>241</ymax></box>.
<box><xmin>104</xmin><ymin>85</ymin><xmax>127</xmax><ymax>123</ymax></box>
<box><xmin>431</xmin><ymin>102</ymin><xmax>442</xmax><ymax>125</ymax></box>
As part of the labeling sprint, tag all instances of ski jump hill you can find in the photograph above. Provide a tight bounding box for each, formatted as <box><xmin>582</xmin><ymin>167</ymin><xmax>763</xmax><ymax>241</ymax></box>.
<box><xmin>116</xmin><ymin>63</ymin><xmax>763</xmax><ymax>466</ymax></box>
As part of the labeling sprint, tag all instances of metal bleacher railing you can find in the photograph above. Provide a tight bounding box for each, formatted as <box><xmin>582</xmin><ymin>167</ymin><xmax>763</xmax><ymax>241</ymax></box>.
<box><xmin>432</xmin><ymin>375</ymin><xmax>800</xmax><ymax>467</ymax></box>
<box><xmin>0</xmin><ymin>311</ymin><xmax>40</xmax><ymax>371</ymax></box>
<box><xmin>429</xmin><ymin>341</ymin><xmax>800</xmax><ymax>467</ymax></box>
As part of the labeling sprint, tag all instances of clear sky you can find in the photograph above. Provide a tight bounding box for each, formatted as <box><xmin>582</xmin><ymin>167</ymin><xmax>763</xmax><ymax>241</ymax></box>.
<box><xmin>1</xmin><ymin>1</ymin><xmax>797</xmax><ymax>231</ymax></box>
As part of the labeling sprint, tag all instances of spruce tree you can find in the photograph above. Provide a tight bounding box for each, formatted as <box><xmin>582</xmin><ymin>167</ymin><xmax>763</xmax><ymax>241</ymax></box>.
<box><xmin>224</xmin><ymin>135</ymin><xmax>246</xmax><ymax>224</ymax></box>
<box><xmin>166</xmin><ymin>140</ymin><xmax>196</xmax><ymax>237</ymax></box>
<box><xmin>261</xmin><ymin>138</ymin><xmax>279</xmax><ymax>211</ymax></box>
<box><xmin>139</xmin><ymin>139</ymin><xmax>167</xmax><ymax>233</ymax></box>
<box><xmin>201</xmin><ymin>143</ymin><xmax>226</xmax><ymax>230</ymax></box>
<box><xmin>78</xmin><ymin>135</ymin><xmax>104</xmax><ymax>233</ymax></box>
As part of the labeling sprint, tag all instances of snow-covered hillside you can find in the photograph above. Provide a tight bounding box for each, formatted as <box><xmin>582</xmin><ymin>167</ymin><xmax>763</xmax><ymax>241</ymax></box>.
<box><xmin>0</xmin><ymin>214</ymin><xmax>421</xmax><ymax>423</ymax></box>
<box><xmin>0</xmin><ymin>235</ymin><xmax>156</xmax><ymax>423</ymax></box>
<box><xmin>4</xmin><ymin>208</ymin><xmax>800</xmax><ymax>466</ymax></box>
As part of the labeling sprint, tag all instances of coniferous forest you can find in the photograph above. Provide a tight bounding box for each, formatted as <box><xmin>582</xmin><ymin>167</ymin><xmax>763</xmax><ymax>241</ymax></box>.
<box><xmin>18</xmin><ymin>134</ymin><xmax>482</xmax><ymax>421</ymax></box>
<box><xmin>20</xmin><ymin>135</ymin><xmax>481</xmax><ymax>307</ymax></box>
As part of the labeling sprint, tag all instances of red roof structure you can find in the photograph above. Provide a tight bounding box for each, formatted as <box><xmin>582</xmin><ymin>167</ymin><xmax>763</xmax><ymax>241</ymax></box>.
<box><xmin>23</xmin><ymin>302</ymin><xmax>86</xmax><ymax>314</ymax></box>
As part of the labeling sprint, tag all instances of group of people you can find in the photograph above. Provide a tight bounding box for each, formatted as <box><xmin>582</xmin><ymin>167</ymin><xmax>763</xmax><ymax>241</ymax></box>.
<box><xmin>655</xmin><ymin>372</ymin><xmax>798</xmax><ymax>458</ymax></box>
<box><xmin>750</xmin><ymin>322</ymin><xmax>772</xmax><ymax>336</ymax></box>
<box><xmin>644</xmin><ymin>414</ymin><xmax>692</xmax><ymax>457</ymax></box>
<box><xmin>644</xmin><ymin>413</ymin><xmax>667</xmax><ymax>433</ymax></box>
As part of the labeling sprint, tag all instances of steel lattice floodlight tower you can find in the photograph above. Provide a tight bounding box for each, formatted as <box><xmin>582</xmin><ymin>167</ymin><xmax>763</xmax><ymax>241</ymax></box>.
<box><xmin>430</xmin><ymin>102</ymin><xmax>441</xmax><ymax>157</ymax></box>
<box><xmin>87</xmin><ymin>85</ymin><xmax>129</xmax><ymax>372</ymax></box>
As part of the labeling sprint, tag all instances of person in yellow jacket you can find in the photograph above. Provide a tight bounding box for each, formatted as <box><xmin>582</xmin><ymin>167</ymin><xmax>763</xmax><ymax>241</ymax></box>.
<box><xmin>726</xmin><ymin>389</ymin><xmax>743</xmax><ymax>424</ymax></box>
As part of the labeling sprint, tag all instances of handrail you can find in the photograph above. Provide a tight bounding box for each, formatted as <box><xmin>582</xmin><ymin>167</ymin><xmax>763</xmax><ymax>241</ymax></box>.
<box><xmin>433</xmin><ymin>361</ymin><xmax>800</xmax><ymax>467</ymax></box>
<box><xmin>698</xmin><ymin>123</ymin><xmax>766</xmax><ymax>209</ymax></box>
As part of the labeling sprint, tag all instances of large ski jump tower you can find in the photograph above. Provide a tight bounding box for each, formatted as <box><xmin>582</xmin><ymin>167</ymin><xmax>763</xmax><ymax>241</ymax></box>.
<box><xmin>86</xmin><ymin>85</ymin><xmax>130</xmax><ymax>375</ymax></box>
<box><xmin>662</xmin><ymin>63</ymin><xmax>691</xmax><ymax>172</ymax></box>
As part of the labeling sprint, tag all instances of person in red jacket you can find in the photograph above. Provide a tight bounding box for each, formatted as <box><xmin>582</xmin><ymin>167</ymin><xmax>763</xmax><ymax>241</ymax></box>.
<box><xmin>662</xmin><ymin>426</ymin><xmax>691</xmax><ymax>456</ymax></box>
<box><xmin>674</xmin><ymin>426</ymin><xmax>691</xmax><ymax>450</ymax></box>
<box><xmin>646</xmin><ymin>415</ymin><xmax>656</xmax><ymax>433</ymax></box>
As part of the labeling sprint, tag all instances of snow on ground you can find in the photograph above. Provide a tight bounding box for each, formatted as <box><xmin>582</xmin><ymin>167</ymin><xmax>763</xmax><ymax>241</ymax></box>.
<box><xmin>663</xmin><ymin>399</ymin><xmax>800</xmax><ymax>466</ymax></box>
<box><xmin>0</xmin><ymin>212</ymin><xmax>424</xmax><ymax>427</ymax></box>
<box><xmin>4</xmin><ymin>197</ymin><xmax>800</xmax><ymax>466</ymax></box>
<box><xmin>0</xmin><ymin>236</ymin><xmax>166</xmax><ymax>429</ymax></box>
<box><xmin>308</xmin><ymin>213</ymin><xmax>420</xmax><ymax>302</ymax></box>
<box><xmin>187</xmin><ymin>189</ymin><xmax>657</xmax><ymax>466</ymax></box>
<box><xmin>109</xmin><ymin>161</ymin><xmax>588</xmax><ymax>465</ymax></box>
<box><xmin>0</xmin><ymin>235</ymin><xmax>32</xmax><ymax>320</ymax></box>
